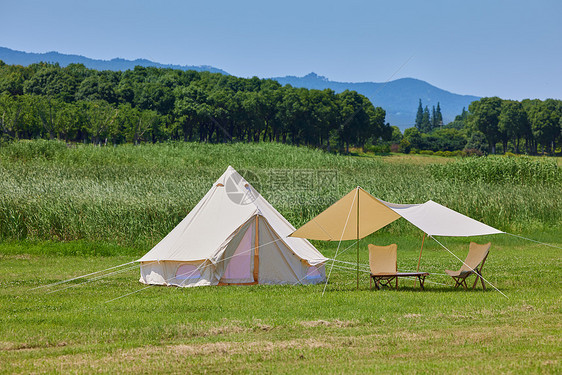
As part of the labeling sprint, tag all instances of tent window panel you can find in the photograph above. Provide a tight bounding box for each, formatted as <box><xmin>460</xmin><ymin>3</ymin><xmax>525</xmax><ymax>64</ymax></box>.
<box><xmin>222</xmin><ymin>225</ymin><xmax>253</xmax><ymax>281</ymax></box>
<box><xmin>305</xmin><ymin>265</ymin><xmax>323</xmax><ymax>281</ymax></box>
<box><xmin>176</xmin><ymin>264</ymin><xmax>201</xmax><ymax>280</ymax></box>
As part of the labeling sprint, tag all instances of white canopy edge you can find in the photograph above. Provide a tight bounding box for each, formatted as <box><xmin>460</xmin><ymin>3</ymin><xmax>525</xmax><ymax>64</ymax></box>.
<box><xmin>379</xmin><ymin>199</ymin><xmax>504</xmax><ymax>237</ymax></box>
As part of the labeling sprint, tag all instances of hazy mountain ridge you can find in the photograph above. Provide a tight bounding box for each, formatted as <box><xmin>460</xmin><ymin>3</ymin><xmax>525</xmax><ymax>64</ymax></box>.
<box><xmin>0</xmin><ymin>47</ymin><xmax>480</xmax><ymax>129</ymax></box>
<box><xmin>0</xmin><ymin>47</ymin><xmax>229</xmax><ymax>75</ymax></box>
<box><xmin>272</xmin><ymin>73</ymin><xmax>480</xmax><ymax>128</ymax></box>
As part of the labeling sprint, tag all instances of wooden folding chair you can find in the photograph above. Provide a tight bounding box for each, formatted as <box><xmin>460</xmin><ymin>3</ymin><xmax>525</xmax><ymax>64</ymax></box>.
<box><xmin>369</xmin><ymin>244</ymin><xmax>429</xmax><ymax>290</ymax></box>
<box><xmin>445</xmin><ymin>242</ymin><xmax>491</xmax><ymax>290</ymax></box>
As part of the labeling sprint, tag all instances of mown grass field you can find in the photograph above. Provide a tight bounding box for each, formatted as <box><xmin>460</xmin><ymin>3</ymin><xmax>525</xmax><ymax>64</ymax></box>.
<box><xmin>0</xmin><ymin>141</ymin><xmax>561</xmax><ymax>373</ymax></box>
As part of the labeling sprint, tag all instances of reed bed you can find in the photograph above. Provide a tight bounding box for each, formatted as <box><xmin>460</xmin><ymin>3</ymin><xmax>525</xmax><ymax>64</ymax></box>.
<box><xmin>0</xmin><ymin>140</ymin><xmax>560</xmax><ymax>247</ymax></box>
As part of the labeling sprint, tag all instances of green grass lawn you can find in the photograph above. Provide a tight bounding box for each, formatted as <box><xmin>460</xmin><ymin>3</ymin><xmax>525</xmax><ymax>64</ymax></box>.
<box><xmin>0</xmin><ymin>232</ymin><xmax>560</xmax><ymax>374</ymax></box>
<box><xmin>0</xmin><ymin>141</ymin><xmax>560</xmax><ymax>373</ymax></box>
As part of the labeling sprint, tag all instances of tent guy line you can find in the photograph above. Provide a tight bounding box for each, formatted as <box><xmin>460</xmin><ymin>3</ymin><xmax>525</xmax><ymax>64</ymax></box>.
<box><xmin>31</xmin><ymin>234</ymin><xmax>287</xmax><ymax>298</ymax></box>
<box><xmin>322</xmin><ymin>186</ymin><xmax>358</xmax><ymax>296</ymax></box>
<box><xmin>504</xmin><ymin>232</ymin><xmax>562</xmax><ymax>250</ymax></box>
<box><xmin>46</xmin><ymin>264</ymin><xmax>140</xmax><ymax>295</ymax></box>
<box><xmin>29</xmin><ymin>260</ymin><xmax>137</xmax><ymax>292</ymax></box>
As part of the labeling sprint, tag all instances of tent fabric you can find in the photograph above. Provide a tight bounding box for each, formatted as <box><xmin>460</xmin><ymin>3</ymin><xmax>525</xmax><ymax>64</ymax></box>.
<box><xmin>290</xmin><ymin>187</ymin><xmax>502</xmax><ymax>239</ymax></box>
<box><xmin>380</xmin><ymin>200</ymin><xmax>504</xmax><ymax>237</ymax></box>
<box><xmin>289</xmin><ymin>187</ymin><xmax>401</xmax><ymax>241</ymax></box>
<box><xmin>138</xmin><ymin>166</ymin><xmax>327</xmax><ymax>287</ymax></box>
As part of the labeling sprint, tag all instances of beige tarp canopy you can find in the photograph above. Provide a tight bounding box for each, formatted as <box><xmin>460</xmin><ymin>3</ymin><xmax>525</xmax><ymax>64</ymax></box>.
<box><xmin>290</xmin><ymin>187</ymin><xmax>400</xmax><ymax>241</ymax></box>
<box><xmin>290</xmin><ymin>187</ymin><xmax>503</xmax><ymax>240</ymax></box>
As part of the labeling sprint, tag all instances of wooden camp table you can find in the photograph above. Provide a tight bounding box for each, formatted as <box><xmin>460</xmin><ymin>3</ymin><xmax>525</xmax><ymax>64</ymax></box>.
<box><xmin>370</xmin><ymin>272</ymin><xmax>430</xmax><ymax>290</ymax></box>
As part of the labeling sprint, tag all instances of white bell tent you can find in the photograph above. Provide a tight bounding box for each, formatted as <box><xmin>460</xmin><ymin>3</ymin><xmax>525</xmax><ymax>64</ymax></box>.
<box><xmin>138</xmin><ymin>166</ymin><xmax>327</xmax><ymax>287</ymax></box>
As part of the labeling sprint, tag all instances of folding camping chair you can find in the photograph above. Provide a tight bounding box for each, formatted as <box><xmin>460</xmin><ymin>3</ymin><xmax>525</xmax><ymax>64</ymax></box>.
<box><xmin>368</xmin><ymin>244</ymin><xmax>429</xmax><ymax>290</ymax></box>
<box><xmin>445</xmin><ymin>242</ymin><xmax>491</xmax><ymax>290</ymax></box>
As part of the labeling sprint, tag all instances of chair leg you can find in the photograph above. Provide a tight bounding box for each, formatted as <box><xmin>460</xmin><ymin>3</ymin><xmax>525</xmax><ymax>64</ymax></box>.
<box><xmin>453</xmin><ymin>277</ymin><xmax>462</xmax><ymax>288</ymax></box>
<box><xmin>472</xmin><ymin>273</ymin><xmax>480</xmax><ymax>289</ymax></box>
<box><xmin>471</xmin><ymin>271</ymin><xmax>486</xmax><ymax>290</ymax></box>
<box><xmin>418</xmin><ymin>275</ymin><xmax>426</xmax><ymax>290</ymax></box>
<box><xmin>395</xmin><ymin>276</ymin><xmax>398</xmax><ymax>290</ymax></box>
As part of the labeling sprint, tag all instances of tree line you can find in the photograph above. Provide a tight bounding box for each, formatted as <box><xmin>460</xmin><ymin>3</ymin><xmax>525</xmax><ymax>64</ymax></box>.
<box><xmin>0</xmin><ymin>61</ymin><xmax>390</xmax><ymax>152</ymax></box>
<box><xmin>467</xmin><ymin>97</ymin><xmax>561</xmax><ymax>154</ymax></box>
<box><xmin>396</xmin><ymin>97</ymin><xmax>562</xmax><ymax>155</ymax></box>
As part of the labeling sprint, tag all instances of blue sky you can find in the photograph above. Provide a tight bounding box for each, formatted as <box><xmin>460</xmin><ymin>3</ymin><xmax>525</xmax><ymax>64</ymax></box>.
<box><xmin>1</xmin><ymin>0</ymin><xmax>560</xmax><ymax>100</ymax></box>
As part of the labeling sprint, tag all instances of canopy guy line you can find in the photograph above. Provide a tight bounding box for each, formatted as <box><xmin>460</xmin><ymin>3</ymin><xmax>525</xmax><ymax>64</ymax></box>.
<box><xmin>332</xmin><ymin>240</ymin><xmax>359</xmax><ymax>257</ymax></box>
<box><xmin>430</xmin><ymin>235</ymin><xmax>508</xmax><ymax>299</ymax></box>
<box><xmin>322</xmin><ymin>188</ymin><xmax>358</xmax><ymax>296</ymax></box>
<box><xmin>504</xmin><ymin>232</ymin><xmax>562</xmax><ymax>250</ymax></box>
<box><xmin>330</xmin><ymin>264</ymin><xmax>370</xmax><ymax>274</ymax></box>
<box><xmin>327</xmin><ymin>258</ymin><xmax>370</xmax><ymax>270</ymax></box>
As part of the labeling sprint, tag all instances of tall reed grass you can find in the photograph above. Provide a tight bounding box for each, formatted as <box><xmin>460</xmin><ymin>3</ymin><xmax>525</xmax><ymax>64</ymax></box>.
<box><xmin>430</xmin><ymin>155</ymin><xmax>560</xmax><ymax>185</ymax></box>
<box><xmin>0</xmin><ymin>140</ymin><xmax>560</xmax><ymax>247</ymax></box>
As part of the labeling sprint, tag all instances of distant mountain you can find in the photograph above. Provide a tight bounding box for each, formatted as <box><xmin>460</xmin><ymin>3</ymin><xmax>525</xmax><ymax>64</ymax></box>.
<box><xmin>0</xmin><ymin>46</ymin><xmax>229</xmax><ymax>75</ymax></box>
<box><xmin>0</xmin><ymin>47</ymin><xmax>479</xmax><ymax>129</ymax></box>
<box><xmin>271</xmin><ymin>73</ymin><xmax>480</xmax><ymax>129</ymax></box>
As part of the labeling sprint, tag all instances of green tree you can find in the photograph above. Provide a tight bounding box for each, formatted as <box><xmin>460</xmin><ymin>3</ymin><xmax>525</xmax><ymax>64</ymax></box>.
<box><xmin>498</xmin><ymin>100</ymin><xmax>530</xmax><ymax>154</ymax></box>
<box><xmin>75</xmin><ymin>74</ymin><xmax>118</xmax><ymax>103</ymax></box>
<box><xmin>464</xmin><ymin>131</ymin><xmax>488</xmax><ymax>154</ymax></box>
<box><xmin>467</xmin><ymin>97</ymin><xmax>502</xmax><ymax>154</ymax></box>
<box><xmin>415</xmin><ymin>99</ymin><xmax>423</xmax><ymax>130</ymax></box>
<box><xmin>526</xmin><ymin>99</ymin><xmax>561</xmax><ymax>154</ymax></box>
<box><xmin>431</xmin><ymin>105</ymin><xmax>437</xmax><ymax>130</ymax></box>
<box><xmin>32</xmin><ymin>95</ymin><xmax>64</xmax><ymax>139</ymax></box>
<box><xmin>435</xmin><ymin>102</ymin><xmax>443</xmax><ymax>127</ymax></box>
<box><xmin>0</xmin><ymin>64</ymin><xmax>29</xmax><ymax>96</ymax></box>
<box><xmin>403</xmin><ymin>127</ymin><xmax>422</xmax><ymax>149</ymax></box>
<box><xmin>23</xmin><ymin>64</ymin><xmax>77</xmax><ymax>102</ymax></box>
<box><xmin>427</xmin><ymin>128</ymin><xmax>467</xmax><ymax>151</ymax></box>
<box><xmin>420</xmin><ymin>106</ymin><xmax>431</xmax><ymax>133</ymax></box>
<box><xmin>57</xmin><ymin>102</ymin><xmax>83</xmax><ymax>142</ymax></box>
<box><xmin>446</xmin><ymin>107</ymin><xmax>467</xmax><ymax>130</ymax></box>
<box><xmin>0</xmin><ymin>92</ymin><xmax>24</xmax><ymax>140</ymax></box>
<box><xmin>81</xmin><ymin>100</ymin><xmax>119</xmax><ymax>144</ymax></box>
<box><xmin>336</xmin><ymin>90</ymin><xmax>370</xmax><ymax>153</ymax></box>
<box><xmin>389</xmin><ymin>126</ymin><xmax>403</xmax><ymax>143</ymax></box>
<box><xmin>118</xmin><ymin>104</ymin><xmax>159</xmax><ymax>145</ymax></box>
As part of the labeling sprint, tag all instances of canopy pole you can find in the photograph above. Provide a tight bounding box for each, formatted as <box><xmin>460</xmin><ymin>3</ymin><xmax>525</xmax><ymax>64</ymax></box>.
<box><xmin>416</xmin><ymin>233</ymin><xmax>426</xmax><ymax>272</ymax></box>
<box><xmin>356</xmin><ymin>187</ymin><xmax>360</xmax><ymax>290</ymax></box>
<box><xmin>414</xmin><ymin>233</ymin><xmax>426</xmax><ymax>288</ymax></box>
